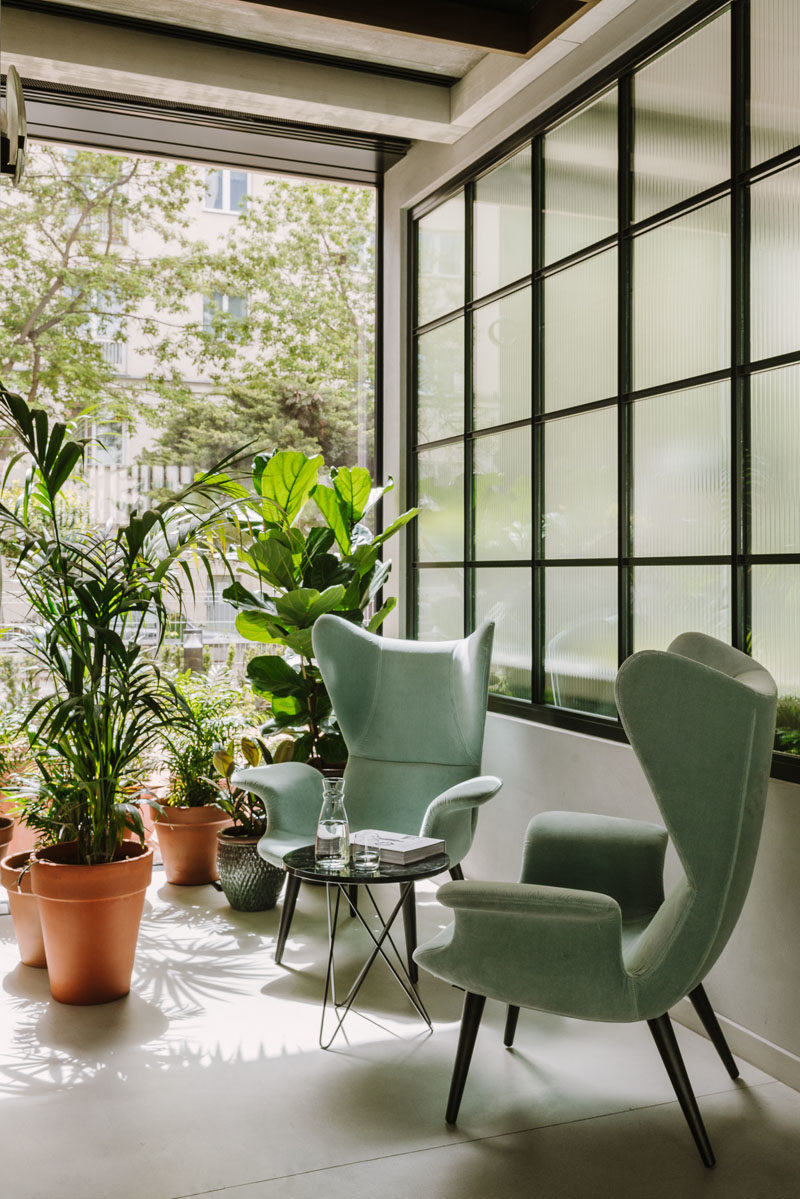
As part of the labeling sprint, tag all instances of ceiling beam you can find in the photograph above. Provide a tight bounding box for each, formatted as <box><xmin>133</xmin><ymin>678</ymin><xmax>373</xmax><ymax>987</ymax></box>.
<box><xmin>245</xmin><ymin>1</ymin><xmax>598</xmax><ymax>57</ymax></box>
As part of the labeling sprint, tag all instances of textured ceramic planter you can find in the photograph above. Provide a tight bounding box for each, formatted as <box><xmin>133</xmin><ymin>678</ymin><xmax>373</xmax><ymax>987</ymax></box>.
<box><xmin>154</xmin><ymin>804</ymin><xmax>233</xmax><ymax>885</ymax></box>
<box><xmin>217</xmin><ymin>831</ymin><xmax>285</xmax><ymax>912</ymax></box>
<box><xmin>0</xmin><ymin>850</ymin><xmax>46</xmax><ymax>968</ymax></box>
<box><xmin>31</xmin><ymin>841</ymin><xmax>153</xmax><ymax>1005</ymax></box>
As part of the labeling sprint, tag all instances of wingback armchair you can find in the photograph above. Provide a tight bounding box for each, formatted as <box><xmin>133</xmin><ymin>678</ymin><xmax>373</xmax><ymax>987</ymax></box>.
<box><xmin>414</xmin><ymin>633</ymin><xmax>777</xmax><ymax>1167</ymax></box>
<box><xmin>233</xmin><ymin>615</ymin><xmax>502</xmax><ymax>970</ymax></box>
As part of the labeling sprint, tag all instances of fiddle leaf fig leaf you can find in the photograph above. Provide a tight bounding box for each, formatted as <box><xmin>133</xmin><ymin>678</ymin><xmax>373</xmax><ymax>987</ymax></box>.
<box><xmin>331</xmin><ymin>465</ymin><xmax>372</xmax><ymax>526</ymax></box>
<box><xmin>312</xmin><ymin>482</ymin><xmax>349</xmax><ymax>554</ymax></box>
<box><xmin>254</xmin><ymin>450</ymin><xmax>322</xmax><ymax>526</ymax></box>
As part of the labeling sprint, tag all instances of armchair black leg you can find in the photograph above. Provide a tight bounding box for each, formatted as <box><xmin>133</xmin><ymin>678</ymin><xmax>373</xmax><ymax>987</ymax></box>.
<box><xmin>504</xmin><ymin>1005</ymin><xmax>520</xmax><ymax>1047</ymax></box>
<box><xmin>402</xmin><ymin>883</ymin><xmax>418</xmax><ymax>983</ymax></box>
<box><xmin>446</xmin><ymin>991</ymin><xmax>486</xmax><ymax>1124</ymax></box>
<box><xmin>688</xmin><ymin>985</ymin><xmax>739</xmax><ymax>1079</ymax></box>
<box><xmin>449</xmin><ymin>864</ymin><xmax>465</xmax><ymax>881</ymax></box>
<box><xmin>275</xmin><ymin>872</ymin><xmax>300</xmax><ymax>966</ymax></box>
<box><xmin>647</xmin><ymin>1013</ymin><xmax>715</xmax><ymax>1168</ymax></box>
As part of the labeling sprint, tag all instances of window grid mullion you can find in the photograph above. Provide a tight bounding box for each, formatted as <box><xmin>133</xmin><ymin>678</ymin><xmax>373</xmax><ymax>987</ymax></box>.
<box><xmin>532</xmin><ymin>135</ymin><xmax>545</xmax><ymax>706</ymax></box>
<box><xmin>618</xmin><ymin>72</ymin><xmax>634</xmax><ymax>670</ymax></box>
<box><xmin>732</xmin><ymin>0</ymin><xmax>752</xmax><ymax>652</ymax></box>
<box><xmin>464</xmin><ymin>183</ymin><xmax>476</xmax><ymax>637</ymax></box>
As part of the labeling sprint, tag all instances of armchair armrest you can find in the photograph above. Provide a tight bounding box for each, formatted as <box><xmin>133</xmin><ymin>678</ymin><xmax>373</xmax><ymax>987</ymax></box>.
<box><xmin>231</xmin><ymin>762</ymin><xmax>323</xmax><ymax>836</ymax></box>
<box><xmin>416</xmin><ymin>880</ymin><xmax>630</xmax><ymax>1019</ymax></box>
<box><xmin>521</xmin><ymin>810</ymin><xmax>668</xmax><ymax>920</ymax></box>
<box><xmin>419</xmin><ymin>775</ymin><xmax>502</xmax><ymax>866</ymax></box>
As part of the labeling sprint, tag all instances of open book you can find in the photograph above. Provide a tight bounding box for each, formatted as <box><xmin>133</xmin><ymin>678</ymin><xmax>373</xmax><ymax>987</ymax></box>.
<box><xmin>351</xmin><ymin>830</ymin><xmax>446</xmax><ymax>865</ymax></box>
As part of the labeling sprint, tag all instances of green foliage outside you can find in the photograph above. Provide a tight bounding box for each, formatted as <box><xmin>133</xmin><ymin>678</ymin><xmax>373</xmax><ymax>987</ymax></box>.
<box><xmin>224</xmin><ymin>449</ymin><xmax>418</xmax><ymax>766</ymax></box>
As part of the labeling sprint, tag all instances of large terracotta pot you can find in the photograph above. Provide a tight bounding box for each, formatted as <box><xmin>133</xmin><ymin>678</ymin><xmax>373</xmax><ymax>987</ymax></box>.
<box><xmin>0</xmin><ymin>850</ymin><xmax>47</xmax><ymax>968</ymax></box>
<box><xmin>0</xmin><ymin>800</ymin><xmax>37</xmax><ymax>857</ymax></box>
<box><xmin>153</xmin><ymin>804</ymin><xmax>232</xmax><ymax>885</ymax></box>
<box><xmin>217</xmin><ymin>830</ymin><xmax>285</xmax><ymax>912</ymax></box>
<box><xmin>30</xmin><ymin>840</ymin><xmax>153</xmax><ymax>1005</ymax></box>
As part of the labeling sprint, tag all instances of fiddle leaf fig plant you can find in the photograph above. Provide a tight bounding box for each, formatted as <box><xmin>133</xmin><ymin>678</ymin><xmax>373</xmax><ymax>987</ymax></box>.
<box><xmin>223</xmin><ymin>449</ymin><xmax>418</xmax><ymax>767</ymax></box>
<box><xmin>0</xmin><ymin>382</ymin><xmax>246</xmax><ymax>865</ymax></box>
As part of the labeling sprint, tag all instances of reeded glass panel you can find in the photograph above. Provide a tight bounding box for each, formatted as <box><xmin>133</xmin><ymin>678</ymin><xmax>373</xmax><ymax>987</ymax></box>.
<box><xmin>544</xmin><ymin>248</ymin><xmax>617</xmax><ymax>412</ymax></box>
<box><xmin>417</xmin><ymin>568</ymin><xmax>464</xmax><ymax>641</ymax></box>
<box><xmin>417</xmin><ymin>195</ymin><xmax>465</xmax><ymax>325</ymax></box>
<box><xmin>633</xmin><ymin>566</ymin><xmax>730</xmax><ymax>651</ymax></box>
<box><xmin>752</xmin><ymin>364</ymin><xmax>800</xmax><ymax>553</ymax></box>
<box><xmin>473</xmin><ymin>146</ymin><xmax>532</xmax><ymax>299</ymax></box>
<box><xmin>544</xmin><ymin>567</ymin><xmax>617</xmax><ymax>716</ymax></box>
<box><xmin>474</xmin><ymin>429</ymin><xmax>532</xmax><ymax>561</ymax></box>
<box><xmin>752</xmin><ymin>565</ymin><xmax>800</xmax><ymax>755</ymax></box>
<box><xmin>634</xmin><ymin>12</ymin><xmax>730</xmax><ymax>222</ymax></box>
<box><xmin>751</xmin><ymin>163</ymin><xmax>800</xmax><ymax>363</ymax></box>
<box><xmin>544</xmin><ymin>89</ymin><xmax>617</xmax><ymax>265</ymax></box>
<box><xmin>416</xmin><ymin>444</ymin><xmax>464</xmax><ymax>563</ymax></box>
<box><xmin>632</xmin><ymin>382</ymin><xmax>731</xmax><ymax>557</ymax></box>
<box><xmin>544</xmin><ymin>408</ymin><xmax>617</xmax><ymax>559</ymax></box>
<box><xmin>473</xmin><ymin>287</ymin><xmax>531</xmax><ymax>429</ymax></box>
<box><xmin>751</xmin><ymin>0</ymin><xmax>800</xmax><ymax>167</ymax></box>
<box><xmin>475</xmin><ymin>567</ymin><xmax>531</xmax><ymax>700</ymax></box>
<box><xmin>633</xmin><ymin>198</ymin><xmax>730</xmax><ymax>391</ymax></box>
<box><xmin>417</xmin><ymin>318</ymin><xmax>464</xmax><ymax>444</ymax></box>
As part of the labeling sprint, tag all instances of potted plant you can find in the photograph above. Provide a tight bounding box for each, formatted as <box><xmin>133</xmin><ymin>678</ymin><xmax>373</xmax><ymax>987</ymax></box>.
<box><xmin>0</xmin><ymin>383</ymin><xmax>244</xmax><ymax>1003</ymax></box>
<box><xmin>224</xmin><ymin>449</ymin><xmax>418</xmax><ymax>767</ymax></box>
<box><xmin>153</xmin><ymin>669</ymin><xmax>242</xmax><ymax>886</ymax></box>
<box><xmin>211</xmin><ymin>737</ymin><xmax>285</xmax><ymax>911</ymax></box>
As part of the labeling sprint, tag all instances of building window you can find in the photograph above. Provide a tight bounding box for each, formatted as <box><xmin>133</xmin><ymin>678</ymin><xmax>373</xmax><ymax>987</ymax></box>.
<box><xmin>202</xmin><ymin>292</ymin><xmax>248</xmax><ymax>331</ymax></box>
<box><xmin>205</xmin><ymin>169</ymin><xmax>249</xmax><ymax>213</ymax></box>
<box><xmin>410</xmin><ymin>0</ymin><xmax>800</xmax><ymax>772</ymax></box>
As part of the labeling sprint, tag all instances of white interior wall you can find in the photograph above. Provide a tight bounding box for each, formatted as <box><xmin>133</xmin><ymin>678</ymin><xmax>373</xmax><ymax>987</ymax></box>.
<box><xmin>382</xmin><ymin>0</ymin><xmax>800</xmax><ymax>1092</ymax></box>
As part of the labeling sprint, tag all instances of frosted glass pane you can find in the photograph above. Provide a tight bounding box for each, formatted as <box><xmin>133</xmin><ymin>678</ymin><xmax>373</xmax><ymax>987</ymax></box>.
<box><xmin>632</xmin><ymin>382</ymin><xmax>731</xmax><ymax>557</ymax></box>
<box><xmin>633</xmin><ymin>199</ymin><xmax>730</xmax><ymax>391</ymax></box>
<box><xmin>417</xmin><ymin>318</ymin><xmax>464</xmax><ymax>444</ymax></box>
<box><xmin>544</xmin><ymin>90</ymin><xmax>617</xmax><ymax>265</ymax></box>
<box><xmin>544</xmin><ymin>567</ymin><xmax>617</xmax><ymax>716</ymax></box>
<box><xmin>474</xmin><ymin>429</ymin><xmax>532</xmax><ymax>561</ymax></box>
<box><xmin>473</xmin><ymin>146</ymin><xmax>532</xmax><ymax>298</ymax></box>
<box><xmin>751</xmin><ymin>0</ymin><xmax>800</xmax><ymax>166</ymax></box>
<box><xmin>544</xmin><ymin>248</ymin><xmax>617</xmax><ymax>412</ymax></box>
<box><xmin>634</xmin><ymin>12</ymin><xmax>730</xmax><ymax>222</ymax></box>
<box><xmin>752</xmin><ymin>565</ymin><xmax>800</xmax><ymax>755</ymax></box>
<box><xmin>475</xmin><ymin>567</ymin><xmax>531</xmax><ymax>700</ymax></box>
<box><xmin>751</xmin><ymin>163</ymin><xmax>800</xmax><ymax>362</ymax></box>
<box><xmin>752</xmin><ymin>364</ymin><xmax>800</xmax><ymax>553</ymax></box>
<box><xmin>417</xmin><ymin>569</ymin><xmax>464</xmax><ymax>641</ymax></box>
<box><xmin>633</xmin><ymin>566</ymin><xmax>730</xmax><ymax>652</ymax></box>
<box><xmin>417</xmin><ymin>195</ymin><xmax>464</xmax><ymax>325</ymax></box>
<box><xmin>544</xmin><ymin>408</ymin><xmax>617</xmax><ymax>559</ymax></box>
<box><xmin>473</xmin><ymin>287</ymin><xmax>531</xmax><ymax>429</ymax></box>
<box><xmin>417</xmin><ymin>445</ymin><xmax>464</xmax><ymax>563</ymax></box>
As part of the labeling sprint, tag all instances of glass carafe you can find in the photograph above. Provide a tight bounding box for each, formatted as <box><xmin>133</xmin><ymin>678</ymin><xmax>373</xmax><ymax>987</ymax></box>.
<box><xmin>314</xmin><ymin>778</ymin><xmax>349</xmax><ymax>870</ymax></box>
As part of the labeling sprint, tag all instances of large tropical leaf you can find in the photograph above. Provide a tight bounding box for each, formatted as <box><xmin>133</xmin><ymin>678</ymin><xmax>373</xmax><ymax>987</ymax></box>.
<box><xmin>254</xmin><ymin>450</ymin><xmax>322</xmax><ymax>527</ymax></box>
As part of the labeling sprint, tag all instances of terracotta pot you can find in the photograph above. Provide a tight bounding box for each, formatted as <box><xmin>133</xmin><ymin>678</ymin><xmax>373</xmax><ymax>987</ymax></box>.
<box><xmin>153</xmin><ymin>804</ymin><xmax>233</xmax><ymax>885</ymax></box>
<box><xmin>0</xmin><ymin>799</ymin><xmax>37</xmax><ymax>857</ymax></box>
<box><xmin>0</xmin><ymin>814</ymin><xmax>14</xmax><ymax>857</ymax></box>
<box><xmin>0</xmin><ymin>850</ymin><xmax>46</xmax><ymax>968</ymax></box>
<box><xmin>30</xmin><ymin>841</ymin><xmax>153</xmax><ymax>1005</ymax></box>
<box><xmin>217</xmin><ymin>830</ymin><xmax>285</xmax><ymax>912</ymax></box>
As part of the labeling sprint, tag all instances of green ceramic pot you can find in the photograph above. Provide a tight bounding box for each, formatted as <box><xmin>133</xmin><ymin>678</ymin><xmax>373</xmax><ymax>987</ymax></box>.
<box><xmin>216</xmin><ymin>830</ymin><xmax>285</xmax><ymax>912</ymax></box>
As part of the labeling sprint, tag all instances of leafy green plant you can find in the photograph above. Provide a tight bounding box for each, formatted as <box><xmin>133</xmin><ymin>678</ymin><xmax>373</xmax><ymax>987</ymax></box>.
<box><xmin>209</xmin><ymin>737</ymin><xmax>268</xmax><ymax>835</ymax></box>
<box><xmin>0</xmin><ymin>383</ymin><xmax>245</xmax><ymax>864</ymax></box>
<box><xmin>775</xmin><ymin>694</ymin><xmax>800</xmax><ymax>756</ymax></box>
<box><xmin>163</xmin><ymin>668</ymin><xmax>252</xmax><ymax>808</ymax></box>
<box><xmin>224</xmin><ymin>449</ymin><xmax>417</xmax><ymax>766</ymax></box>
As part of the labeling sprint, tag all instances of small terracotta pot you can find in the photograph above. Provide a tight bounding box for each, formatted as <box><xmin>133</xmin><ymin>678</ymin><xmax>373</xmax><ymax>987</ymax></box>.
<box><xmin>153</xmin><ymin>805</ymin><xmax>233</xmax><ymax>885</ymax></box>
<box><xmin>0</xmin><ymin>815</ymin><xmax>14</xmax><ymax>857</ymax></box>
<box><xmin>0</xmin><ymin>850</ymin><xmax>46</xmax><ymax>968</ymax></box>
<box><xmin>30</xmin><ymin>841</ymin><xmax>153</xmax><ymax>1005</ymax></box>
<box><xmin>0</xmin><ymin>800</ymin><xmax>37</xmax><ymax>857</ymax></box>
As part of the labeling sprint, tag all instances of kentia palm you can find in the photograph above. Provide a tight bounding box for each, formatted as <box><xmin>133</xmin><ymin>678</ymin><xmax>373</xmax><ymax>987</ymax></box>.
<box><xmin>0</xmin><ymin>383</ymin><xmax>245</xmax><ymax>1002</ymax></box>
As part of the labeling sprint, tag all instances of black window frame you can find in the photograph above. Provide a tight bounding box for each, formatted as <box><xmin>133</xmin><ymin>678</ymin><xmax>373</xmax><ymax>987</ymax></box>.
<box><xmin>408</xmin><ymin>0</ymin><xmax>800</xmax><ymax>783</ymax></box>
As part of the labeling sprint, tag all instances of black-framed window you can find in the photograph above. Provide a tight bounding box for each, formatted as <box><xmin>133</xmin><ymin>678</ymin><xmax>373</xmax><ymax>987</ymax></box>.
<box><xmin>409</xmin><ymin>0</ymin><xmax>800</xmax><ymax>778</ymax></box>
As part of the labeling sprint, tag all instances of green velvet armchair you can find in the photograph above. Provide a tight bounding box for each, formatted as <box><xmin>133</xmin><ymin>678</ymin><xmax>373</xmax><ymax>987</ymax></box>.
<box><xmin>233</xmin><ymin>615</ymin><xmax>502</xmax><ymax>971</ymax></box>
<box><xmin>414</xmin><ymin>633</ymin><xmax>777</xmax><ymax>1167</ymax></box>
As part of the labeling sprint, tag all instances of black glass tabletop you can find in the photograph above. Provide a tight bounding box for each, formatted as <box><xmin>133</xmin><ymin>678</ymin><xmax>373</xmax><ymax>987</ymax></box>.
<box><xmin>283</xmin><ymin>844</ymin><xmax>450</xmax><ymax>884</ymax></box>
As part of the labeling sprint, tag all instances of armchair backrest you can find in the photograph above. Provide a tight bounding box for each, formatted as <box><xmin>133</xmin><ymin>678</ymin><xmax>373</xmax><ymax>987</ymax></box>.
<box><xmin>312</xmin><ymin>616</ymin><xmax>494</xmax><ymax>832</ymax></box>
<box><xmin>615</xmin><ymin>633</ymin><xmax>777</xmax><ymax>1011</ymax></box>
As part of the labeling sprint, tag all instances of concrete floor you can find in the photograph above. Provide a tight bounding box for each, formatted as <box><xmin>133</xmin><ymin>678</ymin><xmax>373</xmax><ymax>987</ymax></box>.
<box><xmin>1</xmin><ymin>871</ymin><xmax>798</xmax><ymax>1199</ymax></box>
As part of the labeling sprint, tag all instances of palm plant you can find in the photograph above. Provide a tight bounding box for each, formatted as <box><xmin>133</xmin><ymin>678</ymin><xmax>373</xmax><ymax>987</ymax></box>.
<box><xmin>0</xmin><ymin>383</ymin><xmax>245</xmax><ymax>865</ymax></box>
